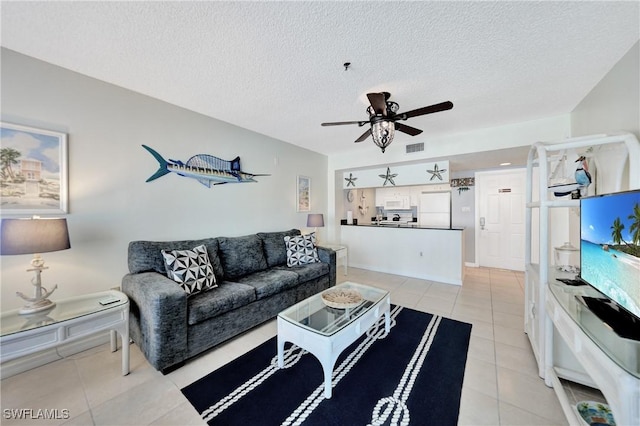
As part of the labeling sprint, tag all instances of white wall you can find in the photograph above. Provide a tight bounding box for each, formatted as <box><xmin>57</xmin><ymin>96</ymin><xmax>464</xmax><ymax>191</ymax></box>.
<box><xmin>0</xmin><ymin>49</ymin><xmax>328</xmax><ymax>311</ymax></box>
<box><xmin>571</xmin><ymin>41</ymin><xmax>639</xmax><ymax>139</ymax></box>
<box><xmin>450</xmin><ymin>171</ymin><xmax>476</xmax><ymax>265</ymax></box>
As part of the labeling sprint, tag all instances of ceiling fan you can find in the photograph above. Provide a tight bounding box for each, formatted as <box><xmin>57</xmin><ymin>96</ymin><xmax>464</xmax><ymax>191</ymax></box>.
<box><xmin>321</xmin><ymin>92</ymin><xmax>453</xmax><ymax>153</ymax></box>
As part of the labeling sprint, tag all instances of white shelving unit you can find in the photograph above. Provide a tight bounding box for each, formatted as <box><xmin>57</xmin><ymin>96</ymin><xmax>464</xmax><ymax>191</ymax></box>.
<box><xmin>524</xmin><ymin>132</ymin><xmax>640</xmax><ymax>425</ymax></box>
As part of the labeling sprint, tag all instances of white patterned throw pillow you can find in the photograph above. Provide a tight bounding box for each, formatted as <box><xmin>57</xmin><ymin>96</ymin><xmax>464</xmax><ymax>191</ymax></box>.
<box><xmin>284</xmin><ymin>233</ymin><xmax>319</xmax><ymax>267</ymax></box>
<box><xmin>161</xmin><ymin>244</ymin><xmax>217</xmax><ymax>295</ymax></box>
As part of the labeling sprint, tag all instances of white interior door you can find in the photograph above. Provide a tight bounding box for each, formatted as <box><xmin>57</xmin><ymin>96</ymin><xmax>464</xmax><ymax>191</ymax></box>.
<box><xmin>476</xmin><ymin>169</ymin><xmax>526</xmax><ymax>271</ymax></box>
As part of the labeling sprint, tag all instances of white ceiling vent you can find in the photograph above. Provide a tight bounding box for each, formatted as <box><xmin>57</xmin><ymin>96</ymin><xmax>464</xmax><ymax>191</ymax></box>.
<box><xmin>406</xmin><ymin>142</ymin><xmax>424</xmax><ymax>154</ymax></box>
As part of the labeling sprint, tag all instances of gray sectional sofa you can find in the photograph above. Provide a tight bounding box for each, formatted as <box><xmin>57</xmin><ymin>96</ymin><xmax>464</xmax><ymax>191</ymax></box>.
<box><xmin>122</xmin><ymin>229</ymin><xmax>336</xmax><ymax>373</ymax></box>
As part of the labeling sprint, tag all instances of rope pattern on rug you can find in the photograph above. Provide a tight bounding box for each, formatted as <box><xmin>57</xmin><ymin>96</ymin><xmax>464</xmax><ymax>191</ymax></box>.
<box><xmin>201</xmin><ymin>343</ymin><xmax>307</xmax><ymax>421</ymax></box>
<box><xmin>367</xmin><ymin>314</ymin><xmax>442</xmax><ymax>426</ymax></box>
<box><xmin>280</xmin><ymin>305</ymin><xmax>404</xmax><ymax>426</ymax></box>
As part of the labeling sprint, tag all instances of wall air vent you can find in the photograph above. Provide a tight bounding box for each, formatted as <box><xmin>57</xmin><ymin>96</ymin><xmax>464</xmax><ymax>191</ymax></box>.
<box><xmin>405</xmin><ymin>142</ymin><xmax>424</xmax><ymax>154</ymax></box>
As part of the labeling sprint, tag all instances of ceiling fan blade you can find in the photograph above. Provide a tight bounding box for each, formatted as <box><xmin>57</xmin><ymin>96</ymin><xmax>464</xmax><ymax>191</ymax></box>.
<box><xmin>367</xmin><ymin>93</ymin><xmax>388</xmax><ymax>116</ymax></box>
<box><xmin>395</xmin><ymin>122</ymin><xmax>423</xmax><ymax>136</ymax></box>
<box><xmin>354</xmin><ymin>129</ymin><xmax>372</xmax><ymax>143</ymax></box>
<box><xmin>397</xmin><ymin>101</ymin><xmax>453</xmax><ymax>120</ymax></box>
<box><xmin>321</xmin><ymin>120</ymin><xmax>368</xmax><ymax>126</ymax></box>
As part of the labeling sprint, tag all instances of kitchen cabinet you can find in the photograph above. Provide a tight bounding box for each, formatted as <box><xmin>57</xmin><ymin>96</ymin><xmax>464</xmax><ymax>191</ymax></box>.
<box><xmin>375</xmin><ymin>187</ymin><xmax>388</xmax><ymax>206</ymax></box>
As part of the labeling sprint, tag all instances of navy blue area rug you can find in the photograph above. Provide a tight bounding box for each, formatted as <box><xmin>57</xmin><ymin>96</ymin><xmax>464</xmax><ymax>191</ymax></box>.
<box><xmin>181</xmin><ymin>306</ymin><xmax>472</xmax><ymax>425</ymax></box>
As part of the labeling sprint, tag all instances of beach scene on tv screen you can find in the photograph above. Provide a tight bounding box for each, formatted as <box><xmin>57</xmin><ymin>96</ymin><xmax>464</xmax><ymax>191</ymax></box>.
<box><xmin>581</xmin><ymin>191</ymin><xmax>640</xmax><ymax>318</ymax></box>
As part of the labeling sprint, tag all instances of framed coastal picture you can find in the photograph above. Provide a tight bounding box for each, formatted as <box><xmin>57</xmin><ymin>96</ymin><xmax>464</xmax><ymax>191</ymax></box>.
<box><xmin>296</xmin><ymin>175</ymin><xmax>311</xmax><ymax>212</ymax></box>
<box><xmin>0</xmin><ymin>122</ymin><xmax>68</xmax><ymax>215</ymax></box>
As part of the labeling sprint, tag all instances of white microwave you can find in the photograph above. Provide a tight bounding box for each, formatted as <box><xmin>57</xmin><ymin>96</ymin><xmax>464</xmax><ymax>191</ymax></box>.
<box><xmin>383</xmin><ymin>196</ymin><xmax>410</xmax><ymax>210</ymax></box>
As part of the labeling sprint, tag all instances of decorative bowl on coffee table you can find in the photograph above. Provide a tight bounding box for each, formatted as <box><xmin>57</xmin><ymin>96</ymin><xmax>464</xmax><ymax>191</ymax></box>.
<box><xmin>321</xmin><ymin>288</ymin><xmax>363</xmax><ymax>309</ymax></box>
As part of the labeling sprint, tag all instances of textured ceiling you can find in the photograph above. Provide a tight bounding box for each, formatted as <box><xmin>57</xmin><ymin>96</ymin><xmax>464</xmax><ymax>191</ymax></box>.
<box><xmin>1</xmin><ymin>1</ymin><xmax>639</xmax><ymax>162</ymax></box>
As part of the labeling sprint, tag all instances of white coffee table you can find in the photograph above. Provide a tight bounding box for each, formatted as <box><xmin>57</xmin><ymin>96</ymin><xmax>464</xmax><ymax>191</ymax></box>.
<box><xmin>277</xmin><ymin>282</ymin><xmax>390</xmax><ymax>398</ymax></box>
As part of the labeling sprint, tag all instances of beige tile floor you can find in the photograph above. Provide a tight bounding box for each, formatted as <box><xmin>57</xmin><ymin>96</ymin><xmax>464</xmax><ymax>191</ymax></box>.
<box><xmin>2</xmin><ymin>267</ymin><xmax>590</xmax><ymax>425</ymax></box>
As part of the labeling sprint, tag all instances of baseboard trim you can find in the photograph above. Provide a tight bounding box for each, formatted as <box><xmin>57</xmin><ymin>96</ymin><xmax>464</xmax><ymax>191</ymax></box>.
<box><xmin>0</xmin><ymin>333</ymin><xmax>110</xmax><ymax>379</ymax></box>
<box><xmin>348</xmin><ymin>262</ymin><xmax>462</xmax><ymax>285</ymax></box>
<box><xmin>465</xmin><ymin>262</ymin><xmax>479</xmax><ymax>267</ymax></box>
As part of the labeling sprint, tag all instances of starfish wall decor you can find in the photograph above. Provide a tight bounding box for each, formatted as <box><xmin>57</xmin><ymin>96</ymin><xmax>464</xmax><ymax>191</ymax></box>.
<box><xmin>344</xmin><ymin>172</ymin><xmax>357</xmax><ymax>187</ymax></box>
<box><xmin>342</xmin><ymin>160</ymin><xmax>449</xmax><ymax>188</ymax></box>
<box><xmin>379</xmin><ymin>167</ymin><xmax>398</xmax><ymax>186</ymax></box>
<box><xmin>427</xmin><ymin>163</ymin><xmax>447</xmax><ymax>181</ymax></box>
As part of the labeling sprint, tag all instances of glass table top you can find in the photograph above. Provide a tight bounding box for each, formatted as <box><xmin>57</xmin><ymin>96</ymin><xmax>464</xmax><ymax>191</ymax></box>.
<box><xmin>278</xmin><ymin>282</ymin><xmax>388</xmax><ymax>336</ymax></box>
<box><xmin>0</xmin><ymin>290</ymin><xmax>127</xmax><ymax>337</ymax></box>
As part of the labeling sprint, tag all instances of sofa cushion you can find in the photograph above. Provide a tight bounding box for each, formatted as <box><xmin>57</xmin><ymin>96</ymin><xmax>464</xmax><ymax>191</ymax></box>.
<box><xmin>218</xmin><ymin>234</ymin><xmax>268</xmax><ymax>280</ymax></box>
<box><xmin>284</xmin><ymin>233</ymin><xmax>319</xmax><ymax>266</ymax></box>
<box><xmin>161</xmin><ymin>244</ymin><xmax>217</xmax><ymax>296</ymax></box>
<box><xmin>275</xmin><ymin>262</ymin><xmax>329</xmax><ymax>283</ymax></box>
<box><xmin>128</xmin><ymin>238</ymin><xmax>224</xmax><ymax>279</ymax></box>
<box><xmin>237</xmin><ymin>269</ymin><xmax>300</xmax><ymax>300</ymax></box>
<box><xmin>257</xmin><ymin>229</ymin><xmax>301</xmax><ymax>267</ymax></box>
<box><xmin>187</xmin><ymin>281</ymin><xmax>256</xmax><ymax>325</ymax></box>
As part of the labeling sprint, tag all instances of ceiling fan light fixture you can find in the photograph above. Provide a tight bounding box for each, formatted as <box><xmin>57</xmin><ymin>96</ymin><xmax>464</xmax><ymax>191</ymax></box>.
<box><xmin>320</xmin><ymin>92</ymin><xmax>453</xmax><ymax>154</ymax></box>
<box><xmin>371</xmin><ymin>120</ymin><xmax>395</xmax><ymax>153</ymax></box>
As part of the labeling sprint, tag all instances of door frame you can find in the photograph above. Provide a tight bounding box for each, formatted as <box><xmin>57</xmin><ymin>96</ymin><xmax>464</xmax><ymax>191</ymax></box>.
<box><xmin>474</xmin><ymin>167</ymin><xmax>527</xmax><ymax>270</ymax></box>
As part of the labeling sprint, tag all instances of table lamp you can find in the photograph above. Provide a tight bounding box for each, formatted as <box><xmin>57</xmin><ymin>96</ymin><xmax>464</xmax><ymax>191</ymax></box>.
<box><xmin>0</xmin><ymin>217</ymin><xmax>71</xmax><ymax>314</ymax></box>
<box><xmin>306</xmin><ymin>213</ymin><xmax>324</xmax><ymax>243</ymax></box>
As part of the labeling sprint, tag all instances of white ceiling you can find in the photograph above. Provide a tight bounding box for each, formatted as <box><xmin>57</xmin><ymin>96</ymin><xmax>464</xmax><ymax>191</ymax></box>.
<box><xmin>1</xmin><ymin>1</ymin><xmax>638</xmax><ymax>167</ymax></box>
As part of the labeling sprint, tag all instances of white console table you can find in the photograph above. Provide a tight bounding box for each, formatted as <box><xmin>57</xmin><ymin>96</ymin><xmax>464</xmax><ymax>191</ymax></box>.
<box><xmin>546</xmin><ymin>281</ymin><xmax>640</xmax><ymax>425</ymax></box>
<box><xmin>0</xmin><ymin>290</ymin><xmax>130</xmax><ymax>376</ymax></box>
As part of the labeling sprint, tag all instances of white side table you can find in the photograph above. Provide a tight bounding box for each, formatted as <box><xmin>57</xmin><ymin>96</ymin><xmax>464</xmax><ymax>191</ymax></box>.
<box><xmin>0</xmin><ymin>290</ymin><xmax>130</xmax><ymax>376</ymax></box>
<box><xmin>320</xmin><ymin>244</ymin><xmax>348</xmax><ymax>276</ymax></box>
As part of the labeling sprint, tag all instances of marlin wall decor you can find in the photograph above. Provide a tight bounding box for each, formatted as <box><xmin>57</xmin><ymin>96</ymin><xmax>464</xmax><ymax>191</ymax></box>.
<box><xmin>142</xmin><ymin>145</ymin><xmax>269</xmax><ymax>187</ymax></box>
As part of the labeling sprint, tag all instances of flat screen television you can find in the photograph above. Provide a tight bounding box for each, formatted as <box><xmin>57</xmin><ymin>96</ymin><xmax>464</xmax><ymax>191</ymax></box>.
<box><xmin>580</xmin><ymin>189</ymin><xmax>640</xmax><ymax>340</ymax></box>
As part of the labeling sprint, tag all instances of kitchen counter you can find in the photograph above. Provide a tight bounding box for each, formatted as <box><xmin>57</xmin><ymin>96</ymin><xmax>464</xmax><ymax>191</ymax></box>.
<box><xmin>340</xmin><ymin>224</ymin><xmax>465</xmax><ymax>285</ymax></box>
<box><xmin>342</xmin><ymin>223</ymin><xmax>464</xmax><ymax>231</ymax></box>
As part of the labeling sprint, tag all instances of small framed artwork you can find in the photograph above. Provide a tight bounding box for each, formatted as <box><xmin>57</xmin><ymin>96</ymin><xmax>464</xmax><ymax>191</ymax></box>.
<box><xmin>0</xmin><ymin>122</ymin><xmax>68</xmax><ymax>215</ymax></box>
<box><xmin>296</xmin><ymin>175</ymin><xmax>311</xmax><ymax>212</ymax></box>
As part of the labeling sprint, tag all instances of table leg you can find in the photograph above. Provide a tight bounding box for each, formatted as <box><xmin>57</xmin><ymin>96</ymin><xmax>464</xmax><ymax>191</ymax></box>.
<box><xmin>120</xmin><ymin>304</ymin><xmax>130</xmax><ymax>376</ymax></box>
<box><xmin>321</xmin><ymin>358</ymin><xmax>333</xmax><ymax>399</ymax></box>
<box><xmin>277</xmin><ymin>334</ymin><xmax>285</xmax><ymax>368</ymax></box>
<box><xmin>113</xmin><ymin>320</ymin><xmax>130</xmax><ymax>376</ymax></box>
<box><xmin>110</xmin><ymin>330</ymin><xmax>117</xmax><ymax>352</ymax></box>
<box><xmin>384</xmin><ymin>299</ymin><xmax>391</xmax><ymax>333</ymax></box>
<box><xmin>121</xmin><ymin>328</ymin><xmax>130</xmax><ymax>376</ymax></box>
<box><xmin>343</xmin><ymin>251</ymin><xmax>348</xmax><ymax>276</ymax></box>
